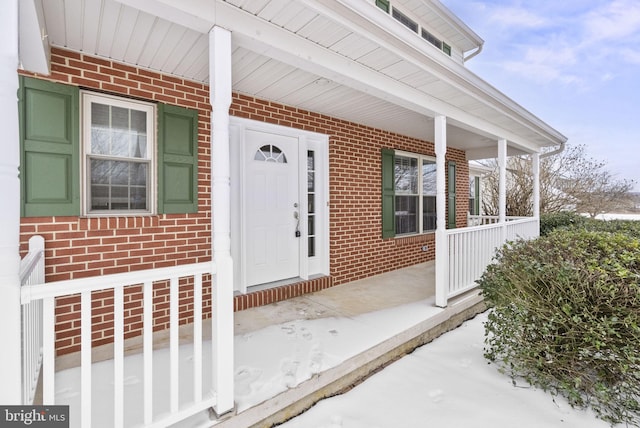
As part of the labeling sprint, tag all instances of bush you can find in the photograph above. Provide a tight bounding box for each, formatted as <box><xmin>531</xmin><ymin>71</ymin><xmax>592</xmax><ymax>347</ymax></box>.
<box><xmin>480</xmin><ymin>229</ymin><xmax>640</xmax><ymax>426</ymax></box>
<box><xmin>539</xmin><ymin>212</ymin><xmax>587</xmax><ymax>235</ymax></box>
<box><xmin>582</xmin><ymin>219</ymin><xmax>640</xmax><ymax>239</ymax></box>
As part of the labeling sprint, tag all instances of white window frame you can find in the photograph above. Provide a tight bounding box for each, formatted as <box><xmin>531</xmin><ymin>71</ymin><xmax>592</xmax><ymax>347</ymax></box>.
<box><xmin>81</xmin><ymin>92</ymin><xmax>156</xmax><ymax>216</ymax></box>
<box><xmin>395</xmin><ymin>150</ymin><xmax>437</xmax><ymax>236</ymax></box>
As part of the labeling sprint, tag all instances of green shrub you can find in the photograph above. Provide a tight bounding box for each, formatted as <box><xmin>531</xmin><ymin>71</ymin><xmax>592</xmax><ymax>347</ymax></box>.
<box><xmin>582</xmin><ymin>219</ymin><xmax>640</xmax><ymax>239</ymax></box>
<box><xmin>480</xmin><ymin>229</ymin><xmax>640</xmax><ymax>426</ymax></box>
<box><xmin>539</xmin><ymin>212</ymin><xmax>587</xmax><ymax>235</ymax></box>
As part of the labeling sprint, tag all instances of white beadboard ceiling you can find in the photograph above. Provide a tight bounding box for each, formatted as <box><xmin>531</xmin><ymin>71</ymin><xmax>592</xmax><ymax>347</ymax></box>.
<box><xmin>32</xmin><ymin>0</ymin><xmax>566</xmax><ymax>157</ymax></box>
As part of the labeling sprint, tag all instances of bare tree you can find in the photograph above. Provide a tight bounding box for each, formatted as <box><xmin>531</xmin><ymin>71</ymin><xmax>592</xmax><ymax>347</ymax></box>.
<box><xmin>480</xmin><ymin>144</ymin><xmax>635</xmax><ymax>217</ymax></box>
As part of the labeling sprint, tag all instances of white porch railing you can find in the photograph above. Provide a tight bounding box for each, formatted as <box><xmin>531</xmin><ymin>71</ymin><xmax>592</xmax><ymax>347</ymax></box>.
<box><xmin>20</xmin><ymin>235</ymin><xmax>45</xmax><ymax>405</ymax></box>
<box><xmin>467</xmin><ymin>214</ymin><xmax>530</xmax><ymax>226</ymax></box>
<box><xmin>20</xmin><ymin>257</ymin><xmax>232</xmax><ymax>427</ymax></box>
<box><xmin>444</xmin><ymin>217</ymin><xmax>539</xmax><ymax>302</ymax></box>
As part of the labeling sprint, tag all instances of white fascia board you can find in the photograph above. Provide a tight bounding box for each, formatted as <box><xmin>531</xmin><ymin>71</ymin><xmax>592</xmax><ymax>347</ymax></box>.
<box><xmin>19</xmin><ymin>0</ymin><xmax>50</xmax><ymax>75</ymax></box>
<box><xmin>424</xmin><ymin>0</ymin><xmax>484</xmax><ymax>51</ymax></box>
<box><xmin>312</xmin><ymin>0</ymin><xmax>567</xmax><ymax>147</ymax></box>
<box><xmin>466</xmin><ymin>144</ymin><xmax>538</xmax><ymax>161</ymax></box>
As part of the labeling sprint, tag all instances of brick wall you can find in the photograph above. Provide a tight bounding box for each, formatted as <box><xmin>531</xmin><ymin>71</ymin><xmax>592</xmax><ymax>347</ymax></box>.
<box><xmin>20</xmin><ymin>48</ymin><xmax>468</xmax><ymax>354</ymax></box>
<box><xmin>230</xmin><ymin>94</ymin><xmax>467</xmax><ymax>284</ymax></box>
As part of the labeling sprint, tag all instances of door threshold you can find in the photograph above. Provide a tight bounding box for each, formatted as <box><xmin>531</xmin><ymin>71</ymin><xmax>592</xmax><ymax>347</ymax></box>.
<box><xmin>246</xmin><ymin>277</ymin><xmax>303</xmax><ymax>293</ymax></box>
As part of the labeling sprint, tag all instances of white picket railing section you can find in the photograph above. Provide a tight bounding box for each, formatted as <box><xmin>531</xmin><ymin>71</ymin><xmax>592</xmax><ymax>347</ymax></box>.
<box><xmin>20</xmin><ymin>260</ymin><xmax>226</xmax><ymax>427</ymax></box>
<box><xmin>445</xmin><ymin>217</ymin><xmax>539</xmax><ymax>300</ymax></box>
<box><xmin>19</xmin><ymin>235</ymin><xmax>46</xmax><ymax>405</ymax></box>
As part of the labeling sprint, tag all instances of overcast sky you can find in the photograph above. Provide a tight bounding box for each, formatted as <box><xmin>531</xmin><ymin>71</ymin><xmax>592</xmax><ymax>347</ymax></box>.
<box><xmin>441</xmin><ymin>0</ymin><xmax>640</xmax><ymax>191</ymax></box>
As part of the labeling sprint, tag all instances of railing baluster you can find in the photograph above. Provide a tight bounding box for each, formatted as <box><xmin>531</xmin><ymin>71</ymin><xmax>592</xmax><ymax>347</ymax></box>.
<box><xmin>114</xmin><ymin>285</ymin><xmax>124</xmax><ymax>427</ymax></box>
<box><xmin>81</xmin><ymin>291</ymin><xmax>92</xmax><ymax>427</ymax></box>
<box><xmin>170</xmin><ymin>277</ymin><xmax>179</xmax><ymax>413</ymax></box>
<box><xmin>143</xmin><ymin>281</ymin><xmax>153</xmax><ymax>425</ymax></box>
<box><xmin>193</xmin><ymin>274</ymin><xmax>203</xmax><ymax>402</ymax></box>
<box><xmin>42</xmin><ymin>297</ymin><xmax>55</xmax><ymax>404</ymax></box>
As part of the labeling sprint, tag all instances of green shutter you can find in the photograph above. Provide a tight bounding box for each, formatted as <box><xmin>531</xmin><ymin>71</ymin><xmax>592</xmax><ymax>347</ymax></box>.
<box><xmin>447</xmin><ymin>161</ymin><xmax>456</xmax><ymax>229</ymax></box>
<box><xmin>381</xmin><ymin>148</ymin><xmax>395</xmax><ymax>238</ymax></box>
<box><xmin>19</xmin><ymin>77</ymin><xmax>80</xmax><ymax>217</ymax></box>
<box><xmin>157</xmin><ymin>103</ymin><xmax>199</xmax><ymax>214</ymax></box>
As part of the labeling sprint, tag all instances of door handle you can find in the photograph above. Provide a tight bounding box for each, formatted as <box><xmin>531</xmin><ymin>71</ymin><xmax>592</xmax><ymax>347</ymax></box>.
<box><xmin>294</xmin><ymin>208</ymin><xmax>300</xmax><ymax>237</ymax></box>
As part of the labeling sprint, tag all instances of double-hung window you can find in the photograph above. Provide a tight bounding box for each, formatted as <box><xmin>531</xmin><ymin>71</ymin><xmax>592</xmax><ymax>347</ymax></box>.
<box><xmin>19</xmin><ymin>76</ymin><xmax>199</xmax><ymax>217</ymax></box>
<box><xmin>382</xmin><ymin>149</ymin><xmax>437</xmax><ymax>238</ymax></box>
<box><xmin>469</xmin><ymin>176</ymin><xmax>480</xmax><ymax>216</ymax></box>
<box><xmin>82</xmin><ymin>93</ymin><xmax>155</xmax><ymax>214</ymax></box>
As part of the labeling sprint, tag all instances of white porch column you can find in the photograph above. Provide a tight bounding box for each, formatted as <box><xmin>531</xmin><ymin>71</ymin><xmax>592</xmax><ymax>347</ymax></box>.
<box><xmin>0</xmin><ymin>0</ymin><xmax>23</xmax><ymax>405</ymax></box>
<box><xmin>497</xmin><ymin>139</ymin><xmax>507</xmax><ymax>223</ymax></box>
<box><xmin>434</xmin><ymin>115</ymin><xmax>448</xmax><ymax>308</ymax></box>
<box><xmin>209</xmin><ymin>25</ymin><xmax>235</xmax><ymax>416</ymax></box>
<box><xmin>532</xmin><ymin>152</ymin><xmax>540</xmax><ymax>219</ymax></box>
<box><xmin>497</xmin><ymin>139</ymin><xmax>507</xmax><ymax>241</ymax></box>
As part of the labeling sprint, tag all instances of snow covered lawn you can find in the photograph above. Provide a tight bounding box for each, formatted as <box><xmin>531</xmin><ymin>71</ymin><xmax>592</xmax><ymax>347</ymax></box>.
<box><xmin>279</xmin><ymin>312</ymin><xmax>611</xmax><ymax>428</ymax></box>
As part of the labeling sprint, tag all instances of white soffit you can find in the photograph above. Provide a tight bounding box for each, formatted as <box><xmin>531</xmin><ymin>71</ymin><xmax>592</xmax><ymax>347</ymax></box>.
<box><xmin>37</xmin><ymin>0</ymin><xmax>566</xmax><ymax>152</ymax></box>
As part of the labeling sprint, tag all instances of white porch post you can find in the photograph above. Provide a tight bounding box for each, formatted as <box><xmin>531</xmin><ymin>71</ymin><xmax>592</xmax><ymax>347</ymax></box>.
<box><xmin>209</xmin><ymin>25</ymin><xmax>235</xmax><ymax>416</ymax></box>
<box><xmin>0</xmin><ymin>0</ymin><xmax>23</xmax><ymax>404</ymax></box>
<box><xmin>434</xmin><ymin>115</ymin><xmax>448</xmax><ymax>308</ymax></box>
<box><xmin>532</xmin><ymin>152</ymin><xmax>540</xmax><ymax>219</ymax></box>
<box><xmin>498</xmin><ymin>138</ymin><xmax>507</xmax><ymax>241</ymax></box>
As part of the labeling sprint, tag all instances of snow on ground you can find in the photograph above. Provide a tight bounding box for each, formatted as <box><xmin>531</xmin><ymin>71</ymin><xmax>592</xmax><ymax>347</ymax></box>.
<box><xmin>56</xmin><ymin>299</ymin><xmax>614</xmax><ymax>428</ymax></box>
<box><xmin>55</xmin><ymin>299</ymin><xmax>444</xmax><ymax>427</ymax></box>
<box><xmin>279</xmin><ymin>312</ymin><xmax>611</xmax><ymax>428</ymax></box>
<box><xmin>232</xmin><ymin>299</ymin><xmax>442</xmax><ymax>413</ymax></box>
<box><xmin>595</xmin><ymin>213</ymin><xmax>640</xmax><ymax>221</ymax></box>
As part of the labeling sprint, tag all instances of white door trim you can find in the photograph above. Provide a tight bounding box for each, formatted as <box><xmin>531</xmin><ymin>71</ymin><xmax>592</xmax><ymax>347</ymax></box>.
<box><xmin>229</xmin><ymin>117</ymin><xmax>329</xmax><ymax>294</ymax></box>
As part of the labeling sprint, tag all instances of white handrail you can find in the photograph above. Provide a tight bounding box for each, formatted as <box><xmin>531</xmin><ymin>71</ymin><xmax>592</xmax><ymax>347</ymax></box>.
<box><xmin>21</xmin><ymin>262</ymin><xmax>213</xmax><ymax>303</ymax></box>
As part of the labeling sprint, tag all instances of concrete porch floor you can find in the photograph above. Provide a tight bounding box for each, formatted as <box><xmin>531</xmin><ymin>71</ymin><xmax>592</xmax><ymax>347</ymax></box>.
<box><xmin>209</xmin><ymin>261</ymin><xmax>486</xmax><ymax>428</ymax></box>
<box><xmin>235</xmin><ymin>261</ymin><xmax>437</xmax><ymax>336</ymax></box>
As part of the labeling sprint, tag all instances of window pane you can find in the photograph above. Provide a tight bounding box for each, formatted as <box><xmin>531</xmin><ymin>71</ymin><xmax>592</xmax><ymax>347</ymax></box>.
<box><xmin>395</xmin><ymin>195</ymin><xmax>418</xmax><ymax>234</ymax></box>
<box><xmin>422</xmin><ymin>160</ymin><xmax>436</xmax><ymax>195</ymax></box>
<box><xmin>395</xmin><ymin>156</ymin><xmax>418</xmax><ymax>194</ymax></box>
<box><xmin>90</xmin><ymin>185</ymin><xmax>109</xmax><ymax>210</ymax></box>
<box><xmin>89</xmin><ymin>158</ymin><xmax>148</xmax><ymax>211</ymax></box>
<box><xmin>308</xmin><ymin>215</ymin><xmax>315</xmax><ymax>235</ymax></box>
<box><xmin>111</xmin><ymin>106</ymin><xmax>129</xmax><ymax>130</ymax></box>
<box><xmin>91</xmin><ymin>103</ymin><xmax>109</xmax><ymax>128</ymax></box>
<box><xmin>308</xmin><ymin>237</ymin><xmax>316</xmax><ymax>257</ymax></box>
<box><xmin>91</xmin><ymin>128</ymin><xmax>110</xmax><ymax>155</ymax></box>
<box><xmin>308</xmin><ymin>193</ymin><xmax>315</xmax><ymax>213</ymax></box>
<box><xmin>469</xmin><ymin>177</ymin><xmax>476</xmax><ymax>198</ymax></box>
<box><xmin>423</xmin><ymin>196</ymin><xmax>436</xmax><ymax>231</ymax></box>
<box><xmin>131</xmin><ymin>109</ymin><xmax>146</xmax><ymax>134</ymax></box>
<box><xmin>131</xmin><ymin>186</ymin><xmax>147</xmax><ymax>210</ymax></box>
<box><xmin>91</xmin><ymin>159</ymin><xmax>110</xmax><ymax>184</ymax></box>
<box><xmin>131</xmin><ymin>163</ymin><xmax>147</xmax><ymax>186</ymax></box>
<box><xmin>111</xmin><ymin>128</ymin><xmax>129</xmax><ymax>157</ymax></box>
<box><xmin>110</xmin><ymin>161</ymin><xmax>130</xmax><ymax>185</ymax></box>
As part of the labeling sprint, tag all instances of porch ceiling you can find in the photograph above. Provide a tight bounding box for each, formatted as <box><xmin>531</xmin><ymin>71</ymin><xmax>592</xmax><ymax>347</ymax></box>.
<box><xmin>31</xmin><ymin>0</ymin><xmax>567</xmax><ymax>158</ymax></box>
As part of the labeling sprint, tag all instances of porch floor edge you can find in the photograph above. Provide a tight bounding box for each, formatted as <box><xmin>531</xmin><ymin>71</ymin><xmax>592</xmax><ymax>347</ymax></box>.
<box><xmin>213</xmin><ymin>292</ymin><xmax>486</xmax><ymax>428</ymax></box>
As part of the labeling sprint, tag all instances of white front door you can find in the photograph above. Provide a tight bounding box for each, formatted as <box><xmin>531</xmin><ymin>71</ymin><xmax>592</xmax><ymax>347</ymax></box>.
<box><xmin>244</xmin><ymin>129</ymin><xmax>300</xmax><ymax>286</ymax></box>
